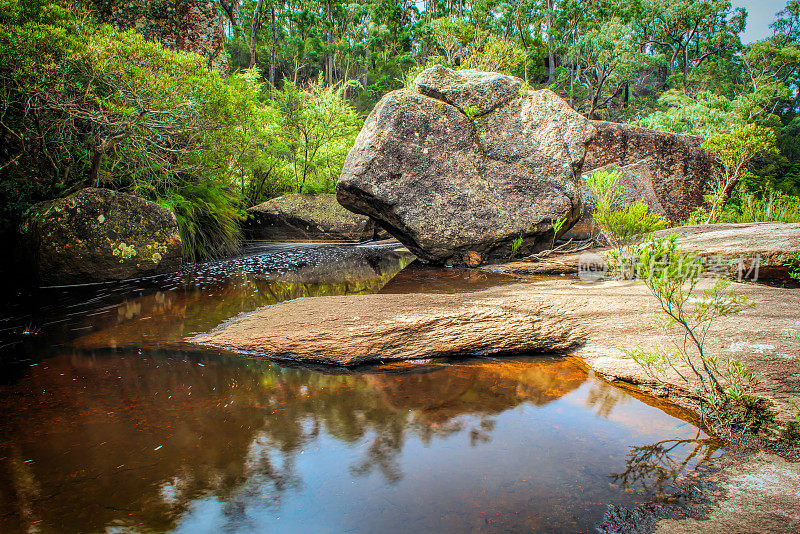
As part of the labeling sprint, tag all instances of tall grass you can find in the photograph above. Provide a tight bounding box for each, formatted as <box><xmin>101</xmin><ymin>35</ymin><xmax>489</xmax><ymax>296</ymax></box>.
<box><xmin>721</xmin><ymin>188</ymin><xmax>800</xmax><ymax>224</ymax></box>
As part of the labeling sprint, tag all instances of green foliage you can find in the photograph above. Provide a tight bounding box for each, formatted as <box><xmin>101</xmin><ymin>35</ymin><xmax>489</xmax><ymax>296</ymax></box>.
<box><xmin>429</xmin><ymin>16</ymin><xmax>476</xmax><ymax>65</ymax></box>
<box><xmin>702</xmin><ymin>124</ymin><xmax>780</xmax><ymax>223</ymax></box>
<box><xmin>585</xmin><ymin>169</ymin><xmax>626</xmax><ymax>208</ymax></box>
<box><xmin>462</xmin><ymin>37</ymin><xmax>525</xmax><ymax>76</ymax></box>
<box><xmin>0</xmin><ymin>1</ymin><xmax>267</xmax><ymax>260</ymax></box>
<box><xmin>462</xmin><ymin>105</ymin><xmax>480</xmax><ymax>119</ymax></box>
<box><xmin>720</xmin><ymin>187</ymin><xmax>800</xmax><ymax>224</ymax></box>
<box><xmin>509</xmin><ymin>235</ymin><xmax>523</xmax><ymax>259</ymax></box>
<box><xmin>624</xmin><ymin>234</ymin><xmax>765</xmax><ymax>433</ymax></box>
<box><xmin>265</xmin><ymin>80</ymin><xmax>361</xmax><ymax>196</ymax></box>
<box><xmin>585</xmin><ymin>169</ymin><xmax>666</xmax><ymax>264</ymax></box>
<box><xmin>550</xmin><ymin>216</ymin><xmax>567</xmax><ymax>248</ymax></box>
<box><xmin>155</xmin><ymin>180</ymin><xmax>245</xmax><ymax>262</ymax></box>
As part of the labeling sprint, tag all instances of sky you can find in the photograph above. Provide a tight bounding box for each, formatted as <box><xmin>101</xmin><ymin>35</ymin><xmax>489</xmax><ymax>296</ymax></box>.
<box><xmin>734</xmin><ymin>0</ymin><xmax>788</xmax><ymax>43</ymax></box>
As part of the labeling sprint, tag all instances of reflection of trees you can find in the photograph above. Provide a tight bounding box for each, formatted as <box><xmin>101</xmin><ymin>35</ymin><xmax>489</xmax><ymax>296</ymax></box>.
<box><xmin>0</xmin><ymin>353</ymin><xmax>587</xmax><ymax>532</ymax></box>
<box><xmin>610</xmin><ymin>431</ymin><xmax>721</xmax><ymax>494</ymax></box>
<box><xmin>71</xmin><ymin>249</ymin><xmax>410</xmax><ymax>352</ymax></box>
<box><xmin>585</xmin><ymin>380</ymin><xmax>630</xmax><ymax>418</ymax></box>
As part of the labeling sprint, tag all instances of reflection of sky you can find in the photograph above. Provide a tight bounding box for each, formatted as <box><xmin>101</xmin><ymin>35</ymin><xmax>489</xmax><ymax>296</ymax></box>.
<box><xmin>171</xmin><ymin>374</ymin><xmax>710</xmax><ymax>534</ymax></box>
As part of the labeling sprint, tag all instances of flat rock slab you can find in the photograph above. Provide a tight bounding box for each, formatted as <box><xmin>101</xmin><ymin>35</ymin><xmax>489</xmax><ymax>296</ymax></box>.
<box><xmin>191</xmin><ymin>278</ymin><xmax>800</xmax><ymax>420</ymax></box>
<box><xmin>191</xmin><ymin>288</ymin><xmax>584</xmax><ymax>366</ymax></box>
<box><xmin>245</xmin><ymin>193</ymin><xmax>379</xmax><ymax>242</ymax></box>
<box><xmin>655</xmin><ymin>451</ymin><xmax>800</xmax><ymax>534</ymax></box>
<box><xmin>654</xmin><ymin>222</ymin><xmax>800</xmax><ymax>279</ymax></box>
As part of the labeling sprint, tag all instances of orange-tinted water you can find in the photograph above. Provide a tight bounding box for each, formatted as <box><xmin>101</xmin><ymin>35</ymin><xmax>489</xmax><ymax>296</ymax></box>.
<box><xmin>0</xmin><ymin>243</ymin><xmax>720</xmax><ymax>533</ymax></box>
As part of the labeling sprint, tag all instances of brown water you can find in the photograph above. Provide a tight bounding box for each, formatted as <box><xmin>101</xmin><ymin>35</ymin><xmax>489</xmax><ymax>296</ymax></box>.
<box><xmin>0</xmin><ymin>243</ymin><xmax>721</xmax><ymax>533</ymax></box>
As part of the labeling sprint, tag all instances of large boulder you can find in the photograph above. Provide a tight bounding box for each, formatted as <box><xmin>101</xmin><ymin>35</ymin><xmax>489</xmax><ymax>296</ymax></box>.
<box><xmin>583</xmin><ymin>121</ymin><xmax>717</xmax><ymax>223</ymax></box>
<box><xmin>337</xmin><ymin>66</ymin><xmax>596</xmax><ymax>266</ymax></box>
<box><xmin>564</xmin><ymin>123</ymin><xmax>717</xmax><ymax>241</ymax></box>
<box><xmin>244</xmin><ymin>194</ymin><xmax>381</xmax><ymax>242</ymax></box>
<box><xmin>20</xmin><ymin>188</ymin><xmax>182</xmax><ymax>286</ymax></box>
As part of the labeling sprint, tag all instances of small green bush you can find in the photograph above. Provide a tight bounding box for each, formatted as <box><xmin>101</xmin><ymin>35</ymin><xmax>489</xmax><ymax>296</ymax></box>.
<box><xmin>586</xmin><ymin>169</ymin><xmax>667</xmax><ymax>273</ymax></box>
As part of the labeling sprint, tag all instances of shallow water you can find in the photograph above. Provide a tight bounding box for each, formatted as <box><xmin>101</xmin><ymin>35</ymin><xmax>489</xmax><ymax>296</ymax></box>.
<box><xmin>0</xmin><ymin>242</ymin><xmax>721</xmax><ymax>533</ymax></box>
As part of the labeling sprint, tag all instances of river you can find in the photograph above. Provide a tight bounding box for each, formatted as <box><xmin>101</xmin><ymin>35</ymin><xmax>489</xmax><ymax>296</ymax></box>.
<box><xmin>0</xmin><ymin>242</ymin><xmax>721</xmax><ymax>533</ymax></box>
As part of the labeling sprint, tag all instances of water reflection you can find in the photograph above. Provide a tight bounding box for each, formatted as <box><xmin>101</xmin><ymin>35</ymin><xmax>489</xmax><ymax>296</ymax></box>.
<box><xmin>0</xmin><ymin>243</ymin><xmax>413</xmax><ymax>357</ymax></box>
<box><xmin>0</xmin><ymin>351</ymin><xmax>717</xmax><ymax>533</ymax></box>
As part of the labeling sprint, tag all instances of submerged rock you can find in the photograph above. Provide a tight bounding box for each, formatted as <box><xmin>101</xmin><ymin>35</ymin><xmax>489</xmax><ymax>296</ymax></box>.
<box><xmin>337</xmin><ymin>66</ymin><xmax>595</xmax><ymax>266</ymax></box>
<box><xmin>244</xmin><ymin>194</ymin><xmax>381</xmax><ymax>242</ymax></box>
<box><xmin>20</xmin><ymin>188</ymin><xmax>182</xmax><ymax>286</ymax></box>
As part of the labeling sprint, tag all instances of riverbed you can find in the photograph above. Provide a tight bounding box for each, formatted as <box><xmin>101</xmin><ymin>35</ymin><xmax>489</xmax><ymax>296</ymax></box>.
<box><xmin>0</xmin><ymin>242</ymin><xmax>722</xmax><ymax>533</ymax></box>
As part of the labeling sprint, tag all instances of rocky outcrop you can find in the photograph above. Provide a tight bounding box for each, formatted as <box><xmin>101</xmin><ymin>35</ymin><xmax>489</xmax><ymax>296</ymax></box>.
<box><xmin>94</xmin><ymin>0</ymin><xmax>228</xmax><ymax>74</ymax></box>
<box><xmin>191</xmin><ymin>287</ymin><xmax>585</xmax><ymax>366</ymax></box>
<box><xmin>190</xmin><ymin>278</ymin><xmax>800</xmax><ymax>420</ymax></box>
<box><xmin>583</xmin><ymin>122</ymin><xmax>717</xmax><ymax>223</ymax></box>
<box><xmin>20</xmin><ymin>188</ymin><xmax>182</xmax><ymax>286</ymax></box>
<box><xmin>337</xmin><ymin>66</ymin><xmax>595</xmax><ymax>266</ymax></box>
<box><xmin>244</xmin><ymin>194</ymin><xmax>382</xmax><ymax>242</ymax></box>
<box><xmin>653</xmin><ymin>222</ymin><xmax>800</xmax><ymax>280</ymax></box>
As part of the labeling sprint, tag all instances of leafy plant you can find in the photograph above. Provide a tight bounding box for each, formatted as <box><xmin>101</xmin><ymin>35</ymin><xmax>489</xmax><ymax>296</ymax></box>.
<box><xmin>702</xmin><ymin>124</ymin><xmax>780</xmax><ymax>223</ymax></box>
<box><xmin>586</xmin><ymin>169</ymin><xmax>666</xmax><ymax>274</ymax></box>
<box><xmin>462</xmin><ymin>105</ymin><xmax>480</xmax><ymax>120</ymax></box>
<box><xmin>509</xmin><ymin>235</ymin><xmax>523</xmax><ymax>259</ymax></box>
<box><xmin>550</xmin><ymin>216</ymin><xmax>567</xmax><ymax>248</ymax></box>
<box><xmin>622</xmin><ymin>234</ymin><xmax>765</xmax><ymax>433</ymax></box>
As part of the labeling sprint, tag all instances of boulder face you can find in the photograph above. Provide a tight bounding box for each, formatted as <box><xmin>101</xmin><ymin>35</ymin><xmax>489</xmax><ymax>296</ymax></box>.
<box><xmin>244</xmin><ymin>194</ymin><xmax>380</xmax><ymax>242</ymax></box>
<box><xmin>583</xmin><ymin>121</ymin><xmax>717</xmax><ymax>223</ymax></box>
<box><xmin>21</xmin><ymin>188</ymin><xmax>182</xmax><ymax>286</ymax></box>
<box><xmin>337</xmin><ymin>66</ymin><xmax>596</xmax><ymax>266</ymax></box>
<box><xmin>94</xmin><ymin>0</ymin><xmax>228</xmax><ymax>74</ymax></box>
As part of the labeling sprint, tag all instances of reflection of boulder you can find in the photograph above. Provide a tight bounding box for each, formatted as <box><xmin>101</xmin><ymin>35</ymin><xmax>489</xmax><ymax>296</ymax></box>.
<box><xmin>365</xmin><ymin>358</ymin><xmax>586</xmax><ymax>422</ymax></box>
<box><xmin>264</xmin><ymin>246</ymin><xmax>413</xmax><ymax>285</ymax></box>
<box><xmin>70</xmin><ymin>245</ymin><xmax>411</xmax><ymax>352</ymax></box>
<box><xmin>378</xmin><ymin>260</ymin><xmax>519</xmax><ymax>294</ymax></box>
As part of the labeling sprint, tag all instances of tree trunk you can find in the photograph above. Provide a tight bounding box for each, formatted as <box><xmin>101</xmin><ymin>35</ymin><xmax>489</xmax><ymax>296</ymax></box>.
<box><xmin>270</xmin><ymin>3</ymin><xmax>276</xmax><ymax>87</ymax></box>
<box><xmin>546</xmin><ymin>0</ymin><xmax>555</xmax><ymax>84</ymax></box>
<box><xmin>249</xmin><ymin>0</ymin><xmax>265</xmax><ymax>69</ymax></box>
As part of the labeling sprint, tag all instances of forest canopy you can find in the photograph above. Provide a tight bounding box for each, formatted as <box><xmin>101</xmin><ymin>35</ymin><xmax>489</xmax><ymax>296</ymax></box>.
<box><xmin>2</xmin><ymin>0</ymin><xmax>800</xmax><ymax>259</ymax></box>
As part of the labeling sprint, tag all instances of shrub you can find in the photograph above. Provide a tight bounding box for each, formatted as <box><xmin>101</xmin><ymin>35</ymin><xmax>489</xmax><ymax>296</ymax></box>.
<box><xmin>265</xmin><ymin>80</ymin><xmax>361</xmax><ymax>195</ymax></box>
<box><xmin>585</xmin><ymin>169</ymin><xmax>667</xmax><ymax>273</ymax></box>
<box><xmin>0</xmin><ymin>1</ymin><xmax>269</xmax><ymax>260</ymax></box>
<box><xmin>623</xmin><ymin>234</ymin><xmax>766</xmax><ymax>433</ymax></box>
<box><xmin>702</xmin><ymin>124</ymin><xmax>779</xmax><ymax>223</ymax></box>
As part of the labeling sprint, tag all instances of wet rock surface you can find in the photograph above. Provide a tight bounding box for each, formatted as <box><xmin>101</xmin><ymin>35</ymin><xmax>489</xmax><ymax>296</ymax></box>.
<box><xmin>191</xmin><ymin>286</ymin><xmax>584</xmax><ymax>366</ymax></box>
<box><xmin>192</xmin><ymin>277</ymin><xmax>800</xmax><ymax>421</ymax></box>
<box><xmin>337</xmin><ymin>66</ymin><xmax>594</xmax><ymax>266</ymax></box>
<box><xmin>245</xmin><ymin>194</ymin><xmax>380</xmax><ymax>242</ymax></box>
<box><xmin>20</xmin><ymin>187</ymin><xmax>182</xmax><ymax>286</ymax></box>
